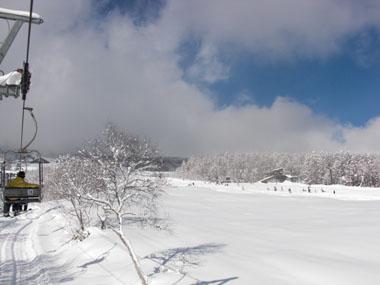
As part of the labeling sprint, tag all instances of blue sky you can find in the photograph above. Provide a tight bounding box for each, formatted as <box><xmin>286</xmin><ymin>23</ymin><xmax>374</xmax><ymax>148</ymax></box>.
<box><xmin>104</xmin><ymin>0</ymin><xmax>380</xmax><ymax>126</ymax></box>
<box><xmin>211</xmin><ymin>49</ymin><xmax>380</xmax><ymax>126</ymax></box>
<box><xmin>1</xmin><ymin>0</ymin><xmax>380</xmax><ymax>156</ymax></box>
<box><xmin>103</xmin><ymin>0</ymin><xmax>380</xmax><ymax>126</ymax></box>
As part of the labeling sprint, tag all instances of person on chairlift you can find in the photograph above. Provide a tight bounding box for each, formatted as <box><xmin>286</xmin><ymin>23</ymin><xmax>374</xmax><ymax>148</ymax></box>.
<box><xmin>6</xmin><ymin>171</ymin><xmax>39</xmax><ymax>214</ymax></box>
<box><xmin>7</xmin><ymin>171</ymin><xmax>39</xmax><ymax>188</ymax></box>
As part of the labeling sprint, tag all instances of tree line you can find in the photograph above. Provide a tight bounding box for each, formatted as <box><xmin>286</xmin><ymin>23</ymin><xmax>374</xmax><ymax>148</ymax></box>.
<box><xmin>176</xmin><ymin>151</ymin><xmax>380</xmax><ymax>187</ymax></box>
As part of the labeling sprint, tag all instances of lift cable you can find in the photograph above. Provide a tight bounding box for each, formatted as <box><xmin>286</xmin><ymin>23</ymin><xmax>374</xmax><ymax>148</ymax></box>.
<box><xmin>20</xmin><ymin>0</ymin><xmax>34</xmax><ymax>152</ymax></box>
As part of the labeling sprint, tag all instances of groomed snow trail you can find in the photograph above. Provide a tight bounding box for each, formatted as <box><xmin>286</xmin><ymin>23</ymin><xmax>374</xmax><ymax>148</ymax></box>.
<box><xmin>0</xmin><ymin>205</ymin><xmax>55</xmax><ymax>284</ymax></box>
<box><xmin>0</xmin><ymin>203</ymin><xmax>140</xmax><ymax>285</ymax></box>
<box><xmin>0</xmin><ymin>203</ymin><xmax>93</xmax><ymax>284</ymax></box>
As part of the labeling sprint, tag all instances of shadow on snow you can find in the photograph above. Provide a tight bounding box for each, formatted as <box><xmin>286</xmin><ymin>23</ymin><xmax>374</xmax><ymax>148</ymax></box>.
<box><xmin>0</xmin><ymin>254</ymin><xmax>80</xmax><ymax>284</ymax></box>
<box><xmin>144</xmin><ymin>243</ymin><xmax>239</xmax><ymax>284</ymax></box>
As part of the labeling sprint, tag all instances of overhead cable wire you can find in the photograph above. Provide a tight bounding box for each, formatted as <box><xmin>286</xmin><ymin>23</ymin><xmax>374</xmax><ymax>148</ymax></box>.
<box><xmin>20</xmin><ymin>0</ymin><xmax>34</xmax><ymax>152</ymax></box>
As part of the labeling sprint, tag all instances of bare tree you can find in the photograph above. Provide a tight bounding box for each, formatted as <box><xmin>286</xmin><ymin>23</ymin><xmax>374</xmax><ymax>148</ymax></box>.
<box><xmin>81</xmin><ymin>122</ymin><xmax>164</xmax><ymax>285</ymax></box>
<box><xmin>50</xmin><ymin>154</ymin><xmax>104</xmax><ymax>239</ymax></box>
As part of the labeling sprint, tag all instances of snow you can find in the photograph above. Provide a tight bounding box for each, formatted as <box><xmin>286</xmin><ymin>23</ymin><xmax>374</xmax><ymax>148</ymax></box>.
<box><xmin>1</xmin><ymin>178</ymin><xmax>380</xmax><ymax>284</ymax></box>
<box><xmin>0</xmin><ymin>71</ymin><xmax>21</xmax><ymax>86</ymax></box>
<box><xmin>0</xmin><ymin>8</ymin><xmax>41</xmax><ymax>21</ymax></box>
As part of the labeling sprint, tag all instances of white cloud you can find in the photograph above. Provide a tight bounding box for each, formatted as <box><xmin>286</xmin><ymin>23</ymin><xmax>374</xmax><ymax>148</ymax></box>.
<box><xmin>186</xmin><ymin>42</ymin><xmax>229</xmax><ymax>84</ymax></box>
<box><xmin>343</xmin><ymin>118</ymin><xmax>380</xmax><ymax>153</ymax></box>
<box><xmin>0</xmin><ymin>0</ymin><xmax>379</xmax><ymax>156</ymax></box>
<box><xmin>161</xmin><ymin>0</ymin><xmax>380</xmax><ymax>62</ymax></box>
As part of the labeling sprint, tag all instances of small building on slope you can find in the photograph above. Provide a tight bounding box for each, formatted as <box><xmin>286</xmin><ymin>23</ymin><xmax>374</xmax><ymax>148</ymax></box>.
<box><xmin>260</xmin><ymin>168</ymin><xmax>298</xmax><ymax>183</ymax></box>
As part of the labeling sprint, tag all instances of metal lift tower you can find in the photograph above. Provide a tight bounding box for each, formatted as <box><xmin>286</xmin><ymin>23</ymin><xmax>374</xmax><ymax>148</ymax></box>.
<box><xmin>0</xmin><ymin>7</ymin><xmax>43</xmax><ymax>100</ymax></box>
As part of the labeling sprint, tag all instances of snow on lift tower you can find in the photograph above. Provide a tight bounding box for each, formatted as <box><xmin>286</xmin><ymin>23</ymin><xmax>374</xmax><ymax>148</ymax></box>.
<box><xmin>0</xmin><ymin>7</ymin><xmax>43</xmax><ymax>100</ymax></box>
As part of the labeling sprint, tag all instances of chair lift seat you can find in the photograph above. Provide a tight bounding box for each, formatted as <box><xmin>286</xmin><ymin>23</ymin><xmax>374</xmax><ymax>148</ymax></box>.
<box><xmin>3</xmin><ymin>186</ymin><xmax>41</xmax><ymax>203</ymax></box>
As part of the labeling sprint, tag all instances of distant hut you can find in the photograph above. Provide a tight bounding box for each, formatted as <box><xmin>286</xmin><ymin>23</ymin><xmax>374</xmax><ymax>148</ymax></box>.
<box><xmin>261</xmin><ymin>168</ymin><xmax>298</xmax><ymax>183</ymax></box>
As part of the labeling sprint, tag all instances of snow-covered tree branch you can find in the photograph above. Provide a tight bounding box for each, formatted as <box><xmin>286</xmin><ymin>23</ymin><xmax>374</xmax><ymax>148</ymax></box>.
<box><xmin>50</xmin><ymin>154</ymin><xmax>105</xmax><ymax>239</ymax></box>
<box><xmin>79</xmin><ymin>122</ymin><xmax>165</xmax><ymax>285</ymax></box>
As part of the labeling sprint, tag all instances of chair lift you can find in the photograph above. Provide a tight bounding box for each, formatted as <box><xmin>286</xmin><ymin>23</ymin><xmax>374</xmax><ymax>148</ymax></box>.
<box><xmin>1</xmin><ymin>150</ymin><xmax>46</xmax><ymax>203</ymax></box>
<box><xmin>0</xmin><ymin>4</ymin><xmax>45</xmax><ymax>216</ymax></box>
<box><xmin>0</xmin><ymin>7</ymin><xmax>43</xmax><ymax>100</ymax></box>
<box><xmin>1</xmin><ymin>107</ymin><xmax>49</xmax><ymax>214</ymax></box>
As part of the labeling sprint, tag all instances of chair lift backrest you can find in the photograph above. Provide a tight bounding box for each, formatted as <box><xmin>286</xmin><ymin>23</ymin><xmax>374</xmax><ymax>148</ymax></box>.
<box><xmin>3</xmin><ymin>149</ymin><xmax>43</xmax><ymax>187</ymax></box>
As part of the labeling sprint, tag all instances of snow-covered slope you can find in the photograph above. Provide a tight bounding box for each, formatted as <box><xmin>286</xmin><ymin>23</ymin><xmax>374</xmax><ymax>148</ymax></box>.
<box><xmin>1</xmin><ymin>179</ymin><xmax>380</xmax><ymax>284</ymax></box>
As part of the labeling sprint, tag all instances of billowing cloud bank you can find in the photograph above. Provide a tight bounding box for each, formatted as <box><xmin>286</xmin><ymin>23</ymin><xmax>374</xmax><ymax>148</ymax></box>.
<box><xmin>0</xmin><ymin>0</ymin><xmax>379</xmax><ymax>156</ymax></box>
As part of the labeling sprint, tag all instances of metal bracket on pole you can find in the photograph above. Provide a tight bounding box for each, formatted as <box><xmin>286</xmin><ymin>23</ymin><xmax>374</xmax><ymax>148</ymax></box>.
<box><xmin>0</xmin><ymin>20</ymin><xmax>23</xmax><ymax>65</ymax></box>
<box><xmin>0</xmin><ymin>8</ymin><xmax>43</xmax><ymax>65</ymax></box>
<box><xmin>0</xmin><ymin>7</ymin><xmax>43</xmax><ymax>100</ymax></box>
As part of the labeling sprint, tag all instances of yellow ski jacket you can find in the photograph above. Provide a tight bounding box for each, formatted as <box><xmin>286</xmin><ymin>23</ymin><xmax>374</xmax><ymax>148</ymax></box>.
<box><xmin>7</xmin><ymin>176</ymin><xmax>39</xmax><ymax>188</ymax></box>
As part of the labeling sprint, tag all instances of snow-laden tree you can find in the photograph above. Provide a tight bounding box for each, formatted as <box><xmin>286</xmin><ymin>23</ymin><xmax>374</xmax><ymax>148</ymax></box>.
<box><xmin>80</xmin><ymin>122</ymin><xmax>164</xmax><ymax>285</ymax></box>
<box><xmin>50</xmin><ymin>154</ymin><xmax>104</xmax><ymax>239</ymax></box>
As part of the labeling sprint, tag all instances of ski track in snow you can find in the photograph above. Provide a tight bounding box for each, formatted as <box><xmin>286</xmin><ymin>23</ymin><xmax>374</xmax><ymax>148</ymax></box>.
<box><xmin>1</xmin><ymin>179</ymin><xmax>380</xmax><ymax>284</ymax></box>
<box><xmin>0</xmin><ymin>204</ymin><xmax>82</xmax><ymax>285</ymax></box>
<box><xmin>0</xmin><ymin>203</ymin><xmax>141</xmax><ymax>285</ymax></box>
<box><xmin>0</xmin><ymin>208</ymin><xmax>50</xmax><ymax>284</ymax></box>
